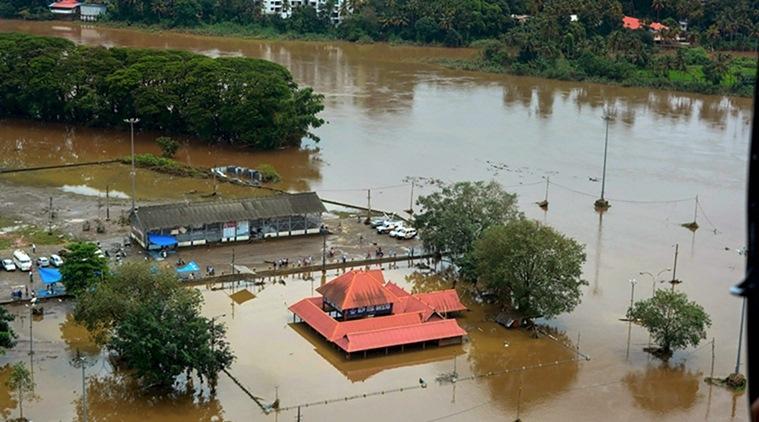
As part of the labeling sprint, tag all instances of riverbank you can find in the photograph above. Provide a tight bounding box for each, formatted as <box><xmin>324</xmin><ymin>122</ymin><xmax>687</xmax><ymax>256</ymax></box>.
<box><xmin>71</xmin><ymin>20</ymin><xmax>754</xmax><ymax>98</ymax></box>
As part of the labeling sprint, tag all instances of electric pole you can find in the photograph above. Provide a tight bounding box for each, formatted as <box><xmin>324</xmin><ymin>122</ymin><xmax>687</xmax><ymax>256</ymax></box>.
<box><xmin>123</xmin><ymin>117</ymin><xmax>140</xmax><ymax>213</ymax></box>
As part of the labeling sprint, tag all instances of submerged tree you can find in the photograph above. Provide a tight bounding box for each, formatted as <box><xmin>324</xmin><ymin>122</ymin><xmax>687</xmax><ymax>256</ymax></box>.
<box><xmin>155</xmin><ymin>136</ymin><xmax>180</xmax><ymax>158</ymax></box>
<box><xmin>6</xmin><ymin>362</ymin><xmax>34</xmax><ymax>421</ymax></box>
<box><xmin>472</xmin><ymin>219</ymin><xmax>587</xmax><ymax>320</ymax></box>
<box><xmin>0</xmin><ymin>307</ymin><xmax>15</xmax><ymax>354</ymax></box>
<box><xmin>627</xmin><ymin>289</ymin><xmax>711</xmax><ymax>358</ymax></box>
<box><xmin>74</xmin><ymin>262</ymin><xmax>234</xmax><ymax>390</ymax></box>
<box><xmin>414</xmin><ymin>181</ymin><xmax>521</xmax><ymax>277</ymax></box>
<box><xmin>60</xmin><ymin>242</ymin><xmax>108</xmax><ymax>295</ymax></box>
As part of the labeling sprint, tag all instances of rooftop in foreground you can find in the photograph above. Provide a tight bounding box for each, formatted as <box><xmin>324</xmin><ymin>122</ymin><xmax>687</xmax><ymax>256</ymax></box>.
<box><xmin>289</xmin><ymin>270</ymin><xmax>467</xmax><ymax>355</ymax></box>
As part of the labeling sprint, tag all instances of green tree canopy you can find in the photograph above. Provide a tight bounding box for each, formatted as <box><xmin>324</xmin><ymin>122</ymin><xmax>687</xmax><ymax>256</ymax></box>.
<box><xmin>60</xmin><ymin>242</ymin><xmax>108</xmax><ymax>295</ymax></box>
<box><xmin>6</xmin><ymin>362</ymin><xmax>34</xmax><ymax>421</ymax></box>
<box><xmin>74</xmin><ymin>262</ymin><xmax>234</xmax><ymax>390</ymax></box>
<box><xmin>0</xmin><ymin>307</ymin><xmax>15</xmax><ymax>354</ymax></box>
<box><xmin>472</xmin><ymin>219</ymin><xmax>587</xmax><ymax>320</ymax></box>
<box><xmin>413</xmin><ymin>181</ymin><xmax>521</xmax><ymax>267</ymax></box>
<box><xmin>155</xmin><ymin>136</ymin><xmax>180</xmax><ymax>158</ymax></box>
<box><xmin>0</xmin><ymin>33</ymin><xmax>325</xmax><ymax>150</ymax></box>
<box><xmin>627</xmin><ymin>289</ymin><xmax>711</xmax><ymax>356</ymax></box>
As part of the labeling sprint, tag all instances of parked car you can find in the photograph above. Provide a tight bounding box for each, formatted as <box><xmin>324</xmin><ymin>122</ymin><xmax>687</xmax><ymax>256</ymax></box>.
<box><xmin>36</xmin><ymin>256</ymin><xmax>50</xmax><ymax>267</ymax></box>
<box><xmin>1</xmin><ymin>259</ymin><xmax>16</xmax><ymax>271</ymax></box>
<box><xmin>393</xmin><ymin>227</ymin><xmax>418</xmax><ymax>239</ymax></box>
<box><xmin>377</xmin><ymin>221</ymin><xmax>403</xmax><ymax>234</ymax></box>
<box><xmin>12</xmin><ymin>250</ymin><xmax>32</xmax><ymax>272</ymax></box>
<box><xmin>49</xmin><ymin>254</ymin><xmax>63</xmax><ymax>267</ymax></box>
<box><xmin>370</xmin><ymin>214</ymin><xmax>394</xmax><ymax>228</ymax></box>
<box><xmin>389</xmin><ymin>225</ymin><xmax>407</xmax><ymax>238</ymax></box>
<box><xmin>95</xmin><ymin>249</ymin><xmax>106</xmax><ymax>259</ymax></box>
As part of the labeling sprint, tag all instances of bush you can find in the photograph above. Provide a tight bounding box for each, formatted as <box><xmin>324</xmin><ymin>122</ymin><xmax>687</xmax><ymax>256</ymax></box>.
<box><xmin>681</xmin><ymin>47</ymin><xmax>711</xmax><ymax>66</ymax></box>
<box><xmin>257</xmin><ymin>163</ymin><xmax>281</xmax><ymax>183</ymax></box>
<box><xmin>155</xmin><ymin>136</ymin><xmax>179</xmax><ymax>158</ymax></box>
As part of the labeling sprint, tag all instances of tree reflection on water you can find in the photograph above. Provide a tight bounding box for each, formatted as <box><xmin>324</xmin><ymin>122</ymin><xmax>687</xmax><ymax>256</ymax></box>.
<box><xmin>74</xmin><ymin>374</ymin><xmax>224</xmax><ymax>422</ymax></box>
<box><xmin>624</xmin><ymin>363</ymin><xmax>701</xmax><ymax>413</ymax></box>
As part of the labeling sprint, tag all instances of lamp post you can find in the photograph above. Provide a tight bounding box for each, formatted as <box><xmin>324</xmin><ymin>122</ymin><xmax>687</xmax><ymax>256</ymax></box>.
<box><xmin>594</xmin><ymin>109</ymin><xmax>615</xmax><ymax>211</ymax></box>
<box><xmin>123</xmin><ymin>118</ymin><xmax>140</xmax><ymax>213</ymax></box>
<box><xmin>71</xmin><ymin>349</ymin><xmax>95</xmax><ymax>422</ymax></box>
<box><xmin>628</xmin><ymin>278</ymin><xmax>637</xmax><ymax>312</ymax></box>
<box><xmin>639</xmin><ymin>268</ymin><xmax>671</xmax><ymax>297</ymax></box>
<box><xmin>28</xmin><ymin>298</ymin><xmax>37</xmax><ymax>356</ymax></box>
<box><xmin>734</xmin><ymin>246</ymin><xmax>747</xmax><ymax>375</ymax></box>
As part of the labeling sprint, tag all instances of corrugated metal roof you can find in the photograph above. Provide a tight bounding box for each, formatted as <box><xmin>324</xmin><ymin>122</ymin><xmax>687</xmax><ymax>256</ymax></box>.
<box><xmin>132</xmin><ymin>192</ymin><xmax>325</xmax><ymax>230</ymax></box>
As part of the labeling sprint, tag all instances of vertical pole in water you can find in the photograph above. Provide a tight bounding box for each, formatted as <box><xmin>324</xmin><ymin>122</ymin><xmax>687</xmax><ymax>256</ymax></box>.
<box><xmin>710</xmin><ymin>337</ymin><xmax>715</xmax><ymax>379</ymax></box>
<box><xmin>296</xmin><ymin>406</ymin><xmax>301</xmax><ymax>422</ymax></box>
<box><xmin>366</xmin><ymin>189</ymin><xmax>371</xmax><ymax>224</ymax></box>
<box><xmin>694</xmin><ymin>195</ymin><xmax>699</xmax><ymax>224</ymax></box>
<box><xmin>671</xmin><ymin>243</ymin><xmax>679</xmax><ymax>291</ymax></box>
<box><xmin>408</xmin><ymin>179</ymin><xmax>415</xmax><ymax>214</ymax></box>
<box><xmin>105</xmin><ymin>185</ymin><xmax>110</xmax><ymax>221</ymax></box>
<box><xmin>124</xmin><ymin>117</ymin><xmax>140</xmax><ymax>213</ymax></box>
<box><xmin>600</xmin><ymin>115</ymin><xmax>610</xmax><ymax>201</ymax></box>
<box><xmin>544</xmin><ymin>177</ymin><xmax>550</xmax><ymax>202</ymax></box>
<box><xmin>736</xmin><ymin>297</ymin><xmax>746</xmax><ymax>374</ymax></box>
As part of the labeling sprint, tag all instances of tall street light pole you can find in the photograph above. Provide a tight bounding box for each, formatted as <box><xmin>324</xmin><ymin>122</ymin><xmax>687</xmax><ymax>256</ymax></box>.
<box><xmin>595</xmin><ymin>110</ymin><xmax>614</xmax><ymax>211</ymax></box>
<box><xmin>123</xmin><ymin>118</ymin><xmax>140</xmax><ymax>213</ymax></box>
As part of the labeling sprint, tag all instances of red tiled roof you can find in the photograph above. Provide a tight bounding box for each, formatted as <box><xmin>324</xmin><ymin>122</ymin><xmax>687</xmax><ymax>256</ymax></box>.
<box><xmin>384</xmin><ymin>281</ymin><xmax>411</xmax><ymax>298</ymax></box>
<box><xmin>288</xmin><ymin>297</ymin><xmax>337</xmax><ymax>340</ymax></box>
<box><xmin>415</xmin><ymin>290</ymin><xmax>468</xmax><ymax>314</ymax></box>
<box><xmin>316</xmin><ymin>270</ymin><xmax>396</xmax><ymax>311</ymax></box>
<box><xmin>335</xmin><ymin>319</ymin><xmax>466</xmax><ymax>353</ymax></box>
<box><xmin>49</xmin><ymin>0</ymin><xmax>80</xmax><ymax>8</ymax></box>
<box><xmin>623</xmin><ymin>16</ymin><xmax>668</xmax><ymax>32</ymax></box>
<box><xmin>331</xmin><ymin>312</ymin><xmax>423</xmax><ymax>341</ymax></box>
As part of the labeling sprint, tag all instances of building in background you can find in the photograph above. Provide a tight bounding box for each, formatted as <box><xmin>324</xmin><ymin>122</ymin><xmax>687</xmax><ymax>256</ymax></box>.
<box><xmin>48</xmin><ymin>0</ymin><xmax>81</xmax><ymax>18</ymax></box>
<box><xmin>261</xmin><ymin>0</ymin><xmax>348</xmax><ymax>22</ymax></box>
<box><xmin>79</xmin><ymin>3</ymin><xmax>106</xmax><ymax>21</ymax></box>
<box><xmin>129</xmin><ymin>192</ymin><xmax>326</xmax><ymax>249</ymax></box>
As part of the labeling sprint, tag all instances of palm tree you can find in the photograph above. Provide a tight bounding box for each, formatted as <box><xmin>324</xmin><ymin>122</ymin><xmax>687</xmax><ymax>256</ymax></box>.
<box><xmin>651</xmin><ymin>0</ymin><xmax>665</xmax><ymax>21</ymax></box>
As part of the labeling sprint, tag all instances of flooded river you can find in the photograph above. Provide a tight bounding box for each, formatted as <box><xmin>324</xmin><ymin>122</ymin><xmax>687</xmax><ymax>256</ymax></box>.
<box><xmin>0</xmin><ymin>20</ymin><xmax>754</xmax><ymax>421</ymax></box>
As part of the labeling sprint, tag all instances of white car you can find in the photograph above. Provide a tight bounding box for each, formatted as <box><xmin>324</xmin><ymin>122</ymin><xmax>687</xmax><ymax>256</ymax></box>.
<box><xmin>377</xmin><ymin>221</ymin><xmax>403</xmax><ymax>234</ymax></box>
<box><xmin>12</xmin><ymin>250</ymin><xmax>32</xmax><ymax>271</ymax></box>
<box><xmin>1</xmin><ymin>259</ymin><xmax>16</xmax><ymax>271</ymax></box>
<box><xmin>36</xmin><ymin>256</ymin><xmax>50</xmax><ymax>267</ymax></box>
<box><xmin>95</xmin><ymin>249</ymin><xmax>106</xmax><ymax>259</ymax></box>
<box><xmin>388</xmin><ymin>225</ymin><xmax>407</xmax><ymax>238</ymax></box>
<box><xmin>393</xmin><ymin>227</ymin><xmax>418</xmax><ymax>239</ymax></box>
<box><xmin>49</xmin><ymin>254</ymin><xmax>64</xmax><ymax>267</ymax></box>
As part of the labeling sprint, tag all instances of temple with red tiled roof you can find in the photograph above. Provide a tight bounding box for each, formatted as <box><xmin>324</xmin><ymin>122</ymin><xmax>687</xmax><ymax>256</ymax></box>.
<box><xmin>289</xmin><ymin>270</ymin><xmax>467</xmax><ymax>356</ymax></box>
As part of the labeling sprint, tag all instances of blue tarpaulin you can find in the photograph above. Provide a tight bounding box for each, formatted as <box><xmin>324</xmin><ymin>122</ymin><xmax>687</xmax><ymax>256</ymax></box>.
<box><xmin>148</xmin><ymin>234</ymin><xmax>178</xmax><ymax>247</ymax></box>
<box><xmin>38</xmin><ymin>267</ymin><xmax>62</xmax><ymax>284</ymax></box>
<box><xmin>176</xmin><ymin>261</ymin><xmax>200</xmax><ymax>273</ymax></box>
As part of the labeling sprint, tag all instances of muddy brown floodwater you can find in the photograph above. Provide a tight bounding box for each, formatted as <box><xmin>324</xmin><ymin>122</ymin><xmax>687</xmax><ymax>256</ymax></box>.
<box><xmin>0</xmin><ymin>19</ymin><xmax>753</xmax><ymax>421</ymax></box>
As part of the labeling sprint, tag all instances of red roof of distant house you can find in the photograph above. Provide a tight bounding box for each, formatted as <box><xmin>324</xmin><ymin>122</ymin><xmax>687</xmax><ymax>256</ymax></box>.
<box><xmin>623</xmin><ymin>16</ymin><xmax>668</xmax><ymax>32</ymax></box>
<box><xmin>49</xmin><ymin>0</ymin><xmax>80</xmax><ymax>8</ymax></box>
<box><xmin>316</xmin><ymin>270</ymin><xmax>396</xmax><ymax>311</ymax></box>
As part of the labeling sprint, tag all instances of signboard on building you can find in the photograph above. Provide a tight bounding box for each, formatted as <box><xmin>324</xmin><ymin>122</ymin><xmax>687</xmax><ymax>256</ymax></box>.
<box><xmin>223</xmin><ymin>222</ymin><xmax>236</xmax><ymax>239</ymax></box>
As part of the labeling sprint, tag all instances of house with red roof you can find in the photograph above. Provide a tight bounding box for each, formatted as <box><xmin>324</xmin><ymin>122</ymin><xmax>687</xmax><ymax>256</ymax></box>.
<box><xmin>289</xmin><ymin>269</ymin><xmax>467</xmax><ymax>357</ymax></box>
<box><xmin>48</xmin><ymin>0</ymin><xmax>81</xmax><ymax>18</ymax></box>
<box><xmin>623</xmin><ymin>16</ymin><xmax>670</xmax><ymax>42</ymax></box>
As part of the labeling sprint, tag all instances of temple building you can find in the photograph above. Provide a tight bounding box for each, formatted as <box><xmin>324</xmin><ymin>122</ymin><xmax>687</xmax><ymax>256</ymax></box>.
<box><xmin>289</xmin><ymin>270</ymin><xmax>467</xmax><ymax>357</ymax></box>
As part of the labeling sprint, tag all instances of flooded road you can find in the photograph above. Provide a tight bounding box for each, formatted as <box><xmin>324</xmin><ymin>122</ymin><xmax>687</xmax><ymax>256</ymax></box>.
<box><xmin>0</xmin><ymin>20</ymin><xmax>753</xmax><ymax>421</ymax></box>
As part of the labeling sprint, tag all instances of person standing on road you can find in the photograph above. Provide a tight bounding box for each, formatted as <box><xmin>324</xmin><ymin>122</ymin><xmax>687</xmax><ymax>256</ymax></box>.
<box><xmin>31</xmin><ymin>243</ymin><xmax>36</xmax><ymax>254</ymax></box>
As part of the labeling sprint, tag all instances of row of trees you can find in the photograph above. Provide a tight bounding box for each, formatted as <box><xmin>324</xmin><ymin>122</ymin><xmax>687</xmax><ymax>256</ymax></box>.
<box><xmin>414</xmin><ymin>181</ymin><xmax>588</xmax><ymax>321</ymax></box>
<box><xmin>413</xmin><ymin>181</ymin><xmax>712</xmax><ymax>357</ymax></box>
<box><xmin>1</xmin><ymin>0</ymin><xmax>754</xmax><ymax>49</ymax></box>
<box><xmin>0</xmin><ymin>33</ymin><xmax>325</xmax><ymax>149</ymax></box>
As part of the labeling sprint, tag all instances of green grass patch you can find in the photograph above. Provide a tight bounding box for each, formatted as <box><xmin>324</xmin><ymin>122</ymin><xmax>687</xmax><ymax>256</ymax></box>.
<box><xmin>17</xmin><ymin>226</ymin><xmax>70</xmax><ymax>245</ymax></box>
<box><xmin>121</xmin><ymin>154</ymin><xmax>208</xmax><ymax>178</ymax></box>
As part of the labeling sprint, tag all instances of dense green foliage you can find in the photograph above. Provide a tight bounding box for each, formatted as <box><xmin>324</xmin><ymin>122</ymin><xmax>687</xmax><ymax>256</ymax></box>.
<box><xmin>60</xmin><ymin>242</ymin><xmax>109</xmax><ymax>295</ymax></box>
<box><xmin>464</xmin><ymin>4</ymin><xmax>756</xmax><ymax>97</ymax></box>
<box><xmin>155</xmin><ymin>136</ymin><xmax>179</xmax><ymax>158</ymax></box>
<box><xmin>0</xmin><ymin>33</ymin><xmax>324</xmax><ymax>149</ymax></box>
<box><xmin>257</xmin><ymin>163</ymin><xmax>281</xmax><ymax>183</ymax></box>
<box><xmin>74</xmin><ymin>262</ymin><xmax>234</xmax><ymax>389</ymax></box>
<box><xmin>627</xmin><ymin>289</ymin><xmax>711</xmax><ymax>356</ymax></box>
<box><xmin>0</xmin><ymin>306</ymin><xmax>15</xmax><ymax>354</ymax></box>
<box><xmin>413</xmin><ymin>181</ymin><xmax>521</xmax><ymax>273</ymax></box>
<box><xmin>472</xmin><ymin>219</ymin><xmax>587</xmax><ymax>319</ymax></box>
<box><xmin>5</xmin><ymin>362</ymin><xmax>34</xmax><ymax>420</ymax></box>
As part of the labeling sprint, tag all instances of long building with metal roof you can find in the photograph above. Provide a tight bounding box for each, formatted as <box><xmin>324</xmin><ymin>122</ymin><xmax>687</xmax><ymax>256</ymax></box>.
<box><xmin>130</xmin><ymin>192</ymin><xmax>326</xmax><ymax>249</ymax></box>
